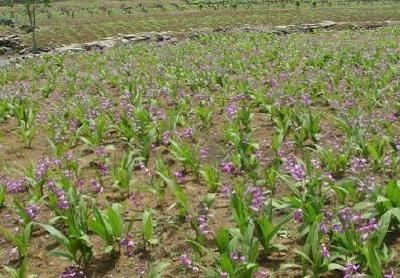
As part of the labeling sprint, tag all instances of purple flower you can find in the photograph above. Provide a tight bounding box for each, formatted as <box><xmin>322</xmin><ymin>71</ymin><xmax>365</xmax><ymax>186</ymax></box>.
<box><xmin>245</xmin><ymin>186</ymin><xmax>266</xmax><ymax>213</ymax></box>
<box><xmin>220</xmin><ymin>272</ymin><xmax>229</xmax><ymax>278</ymax></box>
<box><xmin>311</xmin><ymin>158</ymin><xmax>321</xmax><ymax>169</ymax></box>
<box><xmin>120</xmin><ymin>233</ymin><xmax>135</xmax><ymax>257</ymax></box>
<box><xmin>57</xmin><ymin>193</ymin><xmax>69</xmax><ymax>210</ymax></box>
<box><xmin>320</xmin><ymin>220</ymin><xmax>330</xmax><ymax>234</ymax></box>
<box><xmin>226</xmin><ymin>103</ymin><xmax>238</xmax><ymax>120</ymax></box>
<box><xmin>221</xmin><ymin>183</ymin><xmax>233</xmax><ymax>199</ymax></box>
<box><xmin>302</xmin><ymin>94</ymin><xmax>311</xmax><ymax>106</ymax></box>
<box><xmin>383</xmin><ymin>271</ymin><xmax>395</xmax><ymax>278</ymax></box>
<box><xmin>174</xmin><ymin>171</ymin><xmax>184</xmax><ymax>184</ymax></box>
<box><xmin>64</xmin><ymin>151</ymin><xmax>73</xmax><ymax>161</ymax></box>
<box><xmin>332</xmin><ymin>223</ymin><xmax>343</xmax><ymax>233</ymax></box>
<box><xmin>220</xmin><ymin>162</ymin><xmax>235</xmax><ymax>174</ymax></box>
<box><xmin>350</xmin><ymin>158</ymin><xmax>368</xmax><ymax>173</ymax></box>
<box><xmin>25</xmin><ymin>204</ymin><xmax>40</xmax><ymax>220</ymax></box>
<box><xmin>48</xmin><ymin>180</ymin><xmax>69</xmax><ymax>210</ymax></box>
<box><xmin>358</xmin><ymin>218</ymin><xmax>378</xmax><ymax>241</ymax></box>
<box><xmin>129</xmin><ymin>193</ymin><xmax>142</xmax><ymax>208</ymax></box>
<box><xmin>344</xmin><ymin>263</ymin><xmax>359</xmax><ymax>277</ymax></box>
<box><xmin>231</xmin><ymin>251</ymin><xmax>246</xmax><ymax>263</ymax></box>
<box><xmin>294</xmin><ymin>209</ymin><xmax>303</xmax><ymax>224</ymax></box>
<box><xmin>270</xmin><ymin>79</ymin><xmax>278</xmax><ymax>89</ymax></box>
<box><xmin>254</xmin><ymin>267</ymin><xmax>269</xmax><ymax>278</ymax></box>
<box><xmin>182</xmin><ymin>128</ymin><xmax>194</xmax><ymax>139</ymax></box>
<box><xmin>180</xmin><ymin>252</ymin><xmax>198</xmax><ymax>272</ymax></box>
<box><xmin>339</xmin><ymin>207</ymin><xmax>352</xmax><ymax>222</ymax></box>
<box><xmin>320</xmin><ymin>244</ymin><xmax>330</xmax><ymax>258</ymax></box>
<box><xmin>63</xmin><ymin>170</ymin><xmax>74</xmax><ymax>180</ymax></box>
<box><xmin>162</xmin><ymin>131</ymin><xmax>171</xmax><ymax>145</ymax></box>
<box><xmin>91</xmin><ymin>179</ymin><xmax>103</xmax><ymax>194</ymax></box>
<box><xmin>95</xmin><ymin>147</ymin><xmax>106</xmax><ymax>157</ymax></box>
<box><xmin>200</xmin><ymin>148</ymin><xmax>209</xmax><ymax>159</ymax></box>
<box><xmin>197</xmin><ymin>203</ymin><xmax>211</xmax><ymax>235</ymax></box>
<box><xmin>384</xmin><ymin>156</ymin><xmax>392</xmax><ymax>167</ymax></box>
<box><xmin>290</xmin><ymin>164</ymin><xmax>306</xmax><ymax>182</ymax></box>
<box><xmin>135</xmin><ymin>263</ymin><xmax>146</xmax><ymax>277</ymax></box>
<box><xmin>98</xmin><ymin>164</ymin><xmax>108</xmax><ymax>176</ymax></box>
<box><xmin>35</xmin><ymin>157</ymin><xmax>52</xmax><ymax>180</ymax></box>
<box><xmin>59</xmin><ymin>266</ymin><xmax>86</xmax><ymax>278</ymax></box>
<box><xmin>6</xmin><ymin>178</ymin><xmax>27</xmax><ymax>193</ymax></box>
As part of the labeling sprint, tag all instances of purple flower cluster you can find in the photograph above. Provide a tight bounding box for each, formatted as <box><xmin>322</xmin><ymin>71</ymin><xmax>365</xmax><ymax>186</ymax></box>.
<box><xmin>162</xmin><ymin>131</ymin><xmax>171</xmax><ymax>145</ymax></box>
<box><xmin>98</xmin><ymin>164</ymin><xmax>108</xmax><ymax>176</ymax></box>
<box><xmin>197</xmin><ymin>204</ymin><xmax>210</xmax><ymax>236</ymax></box>
<box><xmin>59</xmin><ymin>266</ymin><xmax>86</xmax><ymax>278</ymax></box>
<box><xmin>350</xmin><ymin>157</ymin><xmax>368</xmax><ymax>173</ymax></box>
<box><xmin>129</xmin><ymin>193</ymin><xmax>142</xmax><ymax>208</ymax></box>
<box><xmin>290</xmin><ymin>164</ymin><xmax>306</xmax><ymax>181</ymax></box>
<box><xmin>200</xmin><ymin>148</ymin><xmax>209</xmax><ymax>160</ymax></box>
<box><xmin>320</xmin><ymin>243</ymin><xmax>330</xmax><ymax>258</ymax></box>
<box><xmin>48</xmin><ymin>179</ymin><xmax>69</xmax><ymax>210</ymax></box>
<box><xmin>35</xmin><ymin>157</ymin><xmax>52</xmax><ymax>180</ymax></box>
<box><xmin>283</xmin><ymin>156</ymin><xmax>306</xmax><ymax>182</ymax></box>
<box><xmin>319</xmin><ymin>208</ymin><xmax>379</xmax><ymax>241</ymax></box>
<box><xmin>226</xmin><ymin>103</ymin><xmax>238</xmax><ymax>120</ymax></box>
<box><xmin>221</xmin><ymin>183</ymin><xmax>233</xmax><ymax>199</ymax></box>
<box><xmin>25</xmin><ymin>204</ymin><xmax>40</xmax><ymax>220</ymax></box>
<box><xmin>120</xmin><ymin>233</ymin><xmax>135</xmax><ymax>257</ymax></box>
<box><xmin>343</xmin><ymin>263</ymin><xmax>360</xmax><ymax>278</ymax></box>
<box><xmin>293</xmin><ymin>209</ymin><xmax>303</xmax><ymax>224</ymax></box>
<box><xmin>302</xmin><ymin>94</ymin><xmax>311</xmax><ymax>106</ymax></box>
<box><xmin>6</xmin><ymin>178</ymin><xmax>27</xmax><ymax>193</ymax></box>
<box><xmin>174</xmin><ymin>171</ymin><xmax>184</xmax><ymax>184</ymax></box>
<box><xmin>64</xmin><ymin>170</ymin><xmax>74</xmax><ymax>180</ymax></box>
<box><xmin>149</xmin><ymin>105</ymin><xmax>166</xmax><ymax>122</ymax></box>
<box><xmin>95</xmin><ymin>147</ymin><xmax>106</xmax><ymax>157</ymax></box>
<box><xmin>220</xmin><ymin>162</ymin><xmax>235</xmax><ymax>174</ymax></box>
<box><xmin>358</xmin><ymin>218</ymin><xmax>378</xmax><ymax>241</ymax></box>
<box><xmin>181</xmin><ymin>128</ymin><xmax>194</xmax><ymax>140</ymax></box>
<box><xmin>119</xmin><ymin>92</ymin><xmax>134</xmax><ymax>117</ymax></box>
<box><xmin>91</xmin><ymin>179</ymin><xmax>103</xmax><ymax>194</ymax></box>
<box><xmin>245</xmin><ymin>186</ymin><xmax>266</xmax><ymax>213</ymax></box>
<box><xmin>180</xmin><ymin>253</ymin><xmax>199</xmax><ymax>273</ymax></box>
<box><xmin>231</xmin><ymin>251</ymin><xmax>246</xmax><ymax>264</ymax></box>
<box><xmin>253</xmin><ymin>267</ymin><xmax>269</xmax><ymax>278</ymax></box>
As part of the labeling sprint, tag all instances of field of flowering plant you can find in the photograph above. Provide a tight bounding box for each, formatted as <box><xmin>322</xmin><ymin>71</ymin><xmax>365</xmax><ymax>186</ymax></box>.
<box><xmin>0</xmin><ymin>27</ymin><xmax>400</xmax><ymax>277</ymax></box>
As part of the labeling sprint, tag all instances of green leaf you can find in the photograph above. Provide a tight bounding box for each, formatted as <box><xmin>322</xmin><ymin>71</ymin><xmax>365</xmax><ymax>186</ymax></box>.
<box><xmin>147</xmin><ymin>261</ymin><xmax>170</xmax><ymax>278</ymax></box>
<box><xmin>157</xmin><ymin>172</ymin><xmax>189</xmax><ymax>216</ymax></box>
<box><xmin>143</xmin><ymin>210</ymin><xmax>153</xmax><ymax>241</ymax></box>
<box><xmin>48</xmin><ymin>250</ymin><xmax>75</xmax><ymax>262</ymax></box>
<box><xmin>328</xmin><ymin>263</ymin><xmax>344</xmax><ymax>271</ymax></box>
<box><xmin>216</xmin><ymin>229</ymin><xmax>230</xmax><ymax>254</ymax></box>
<box><xmin>38</xmin><ymin>223</ymin><xmax>69</xmax><ymax>248</ymax></box>
<box><xmin>106</xmin><ymin>204</ymin><xmax>123</xmax><ymax>238</ymax></box>
<box><xmin>2</xmin><ymin>266</ymin><xmax>19</xmax><ymax>278</ymax></box>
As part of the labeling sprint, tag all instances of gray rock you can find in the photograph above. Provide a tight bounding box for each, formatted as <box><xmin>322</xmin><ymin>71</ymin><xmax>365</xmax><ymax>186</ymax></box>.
<box><xmin>83</xmin><ymin>39</ymin><xmax>117</xmax><ymax>50</ymax></box>
<box><xmin>0</xmin><ymin>59</ymin><xmax>10</xmax><ymax>68</ymax></box>
<box><xmin>384</xmin><ymin>20</ymin><xmax>400</xmax><ymax>27</ymax></box>
<box><xmin>123</xmin><ymin>34</ymin><xmax>137</xmax><ymax>39</ymax></box>
<box><xmin>0</xmin><ymin>46</ymin><xmax>10</xmax><ymax>55</ymax></box>
<box><xmin>318</xmin><ymin>21</ymin><xmax>337</xmax><ymax>28</ymax></box>
<box><xmin>54</xmin><ymin>44</ymin><xmax>85</xmax><ymax>53</ymax></box>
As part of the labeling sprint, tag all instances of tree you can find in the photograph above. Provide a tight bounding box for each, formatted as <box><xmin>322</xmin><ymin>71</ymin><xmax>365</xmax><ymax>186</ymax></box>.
<box><xmin>23</xmin><ymin>0</ymin><xmax>51</xmax><ymax>53</ymax></box>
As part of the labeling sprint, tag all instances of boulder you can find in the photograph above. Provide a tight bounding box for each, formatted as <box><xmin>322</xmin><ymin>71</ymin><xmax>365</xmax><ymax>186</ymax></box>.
<box><xmin>54</xmin><ymin>44</ymin><xmax>85</xmax><ymax>53</ymax></box>
<box><xmin>384</xmin><ymin>20</ymin><xmax>400</xmax><ymax>27</ymax></box>
<box><xmin>0</xmin><ymin>46</ymin><xmax>11</xmax><ymax>55</ymax></box>
<box><xmin>318</xmin><ymin>21</ymin><xmax>337</xmax><ymax>28</ymax></box>
<box><xmin>83</xmin><ymin>39</ymin><xmax>117</xmax><ymax>50</ymax></box>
